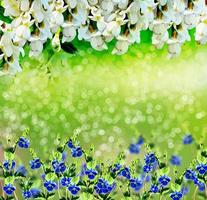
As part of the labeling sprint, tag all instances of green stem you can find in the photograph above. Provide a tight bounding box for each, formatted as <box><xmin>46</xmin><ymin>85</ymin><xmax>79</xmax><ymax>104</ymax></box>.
<box><xmin>14</xmin><ymin>191</ymin><xmax>19</xmax><ymax>200</ymax></box>
<box><xmin>193</xmin><ymin>186</ymin><xmax>198</xmax><ymax>200</ymax></box>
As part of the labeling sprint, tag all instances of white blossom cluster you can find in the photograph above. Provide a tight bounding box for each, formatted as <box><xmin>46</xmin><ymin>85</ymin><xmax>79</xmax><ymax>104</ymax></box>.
<box><xmin>0</xmin><ymin>0</ymin><xmax>207</xmax><ymax>74</ymax></box>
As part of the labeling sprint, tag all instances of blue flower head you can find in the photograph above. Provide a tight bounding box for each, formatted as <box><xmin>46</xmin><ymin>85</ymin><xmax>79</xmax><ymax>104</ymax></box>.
<box><xmin>61</xmin><ymin>177</ymin><xmax>71</xmax><ymax>187</ymax></box>
<box><xmin>85</xmin><ymin>168</ymin><xmax>98</xmax><ymax>180</ymax></box>
<box><xmin>170</xmin><ymin>192</ymin><xmax>183</xmax><ymax>200</ymax></box>
<box><xmin>62</xmin><ymin>151</ymin><xmax>67</xmax><ymax>161</ymax></box>
<box><xmin>68</xmin><ymin>184</ymin><xmax>80</xmax><ymax>196</ymax></box>
<box><xmin>150</xmin><ymin>185</ymin><xmax>159</xmax><ymax>193</ymax></box>
<box><xmin>129</xmin><ymin>178</ymin><xmax>143</xmax><ymax>192</ymax></box>
<box><xmin>196</xmin><ymin>163</ymin><xmax>207</xmax><ymax>175</ymax></box>
<box><xmin>23</xmin><ymin>190</ymin><xmax>32</xmax><ymax>199</ymax></box>
<box><xmin>51</xmin><ymin>160</ymin><xmax>66</xmax><ymax>174</ymax></box>
<box><xmin>143</xmin><ymin>164</ymin><xmax>152</xmax><ymax>173</ymax></box>
<box><xmin>18</xmin><ymin>137</ymin><xmax>30</xmax><ymax>149</ymax></box>
<box><xmin>30</xmin><ymin>188</ymin><xmax>41</xmax><ymax>198</ymax></box>
<box><xmin>145</xmin><ymin>153</ymin><xmax>157</xmax><ymax>165</ymax></box>
<box><xmin>111</xmin><ymin>163</ymin><xmax>121</xmax><ymax>174</ymax></box>
<box><xmin>181</xmin><ymin>186</ymin><xmax>189</xmax><ymax>195</ymax></box>
<box><xmin>170</xmin><ymin>155</ymin><xmax>181</xmax><ymax>166</ymax></box>
<box><xmin>56</xmin><ymin>162</ymin><xmax>66</xmax><ymax>174</ymax></box>
<box><xmin>30</xmin><ymin>158</ymin><xmax>41</xmax><ymax>170</ymax></box>
<box><xmin>3</xmin><ymin>184</ymin><xmax>16</xmax><ymax>196</ymax></box>
<box><xmin>129</xmin><ymin>143</ymin><xmax>140</xmax><ymax>154</ymax></box>
<box><xmin>196</xmin><ymin>181</ymin><xmax>206</xmax><ymax>192</ymax></box>
<box><xmin>71</xmin><ymin>146</ymin><xmax>83</xmax><ymax>158</ymax></box>
<box><xmin>158</xmin><ymin>175</ymin><xmax>171</xmax><ymax>187</ymax></box>
<box><xmin>15</xmin><ymin>165</ymin><xmax>27</xmax><ymax>176</ymax></box>
<box><xmin>137</xmin><ymin>135</ymin><xmax>144</xmax><ymax>145</ymax></box>
<box><xmin>44</xmin><ymin>180</ymin><xmax>57</xmax><ymax>192</ymax></box>
<box><xmin>183</xmin><ymin>134</ymin><xmax>193</xmax><ymax>145</ymax></box>
<box><xmin>95</xmin><ymin>178</ymin><xmax>114</xmax><ymax>195</ymax></box>
<box><xmin>68</xmin><ymin>139</ymin><xmax>74</xmax><ymax>149</ymax></box>
<box><xmin>118</xmin><ymin>167</ymin><xmax>131</xmax><ymax>179</ymax></box>
<box><xmin>3</xmin><ymin>160</ymin><xmax>16</xmax><ymax>171</ymax></box>
<box><xmin>184</xmin><ymin>169</ymin><xmax>197</xmax><ymax>181</ymax></box>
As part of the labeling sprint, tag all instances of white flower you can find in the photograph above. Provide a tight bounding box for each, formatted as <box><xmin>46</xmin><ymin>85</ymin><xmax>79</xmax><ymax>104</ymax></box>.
<box><xmin>30</xmin><ymin>0</ymin><xmax>46</xmax><ymax>23</ymax></box>
<box><xmin>0</xmin><ymin>32</ymin><xmax>15</xmax><ymax>57</ymax></box>
<box><xmin>127</xmin><ymin>1</ymin><xmax>140</xmax><ymax>24</ymax></box>
<box><xmin>3</xmin><ymin>0</ymin><xmax>20</xmax><ymax>17</ymax></box>
<box><xmin>29</xmin><ymin>37</ymin><xmax>44</xmax><ymax>57</ymax></box>
<box><xmin>167</xmin><ymin>38</ymin><xmax>182</xmax><ymax>58</ymax></box>
<box><xmin>152</xmin><ymin>31</ymin><xmax>169</xmax><ymax>49</ymax></box>
<box><xmin>112</xmin><ymin>36</ymin><xmax>129</xmax><ymax>55</ymax></box>
<box><xmin>20</xmin><ymin>0</ymin><xmax>30</xmax><ymax>12</ymax></box>
<box><xmin>65</xmin><ymin>0</ymin><xmax>77</xmax><ymax>9</ymax></box>
<box><xmin>90</xmin><ymin>34</ymin><xmax>108</xmax><ymax>51</ymax></box>
<box><xmin>150</xmin><ymin>19</ymin><xmax>169</xmax><ymax>35</ymax></box>
<box><xmin>78</xmin><ymin>25</ymin><xmax>92</xmax><ymax>40</ymax></box>
<box><xmin>62</xmin><ymin>22</ymin><xmax>77</xmax><ymax>42</ymax></box>
<box><xmin>88</xmin><ymin>0</ymin><xmax>98</xmax><ymax>6</ymax></box>
<box><xmin>183</xmin><ymin>10</ymin><xmax>199</xmax><ymax>29</ymax></box>
<box><xmin>196</xmin><ymin>22</ymin><xmax>207</xmax><ymax>44</ymax></box>
<box><xmin>176</xmin><ymin>26</ymin><xmax>191</xmax><ymax>43</ymax></box>
<box><xmin>71</xmin><ymin>1</ymin><xmax>89</xmax><ymax>26</ymax></box>
<box><xmin>113</xmin><ymin>0</ymin><xmax>129</xmax><ymax>9</ymax></box>
<box><xmin>101</xmin><ymin>0</ymin><xmax>114</xmax><ymax>16</ymax></box>
<box><xmin>104</xmin><ymin>13</ymin><xmax>127</xmax><ymax>37</ymax></box>
<box><xmin>128</xmin><ymin>24</ymin><xmax>141</xmax><ymax>44</ymax></box>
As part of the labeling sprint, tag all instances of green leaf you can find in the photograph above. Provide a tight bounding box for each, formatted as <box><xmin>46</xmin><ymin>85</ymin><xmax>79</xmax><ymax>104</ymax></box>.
<box><xmin>45</xmin><ymin>173</ymin><xmax>56</xmax><ymax>181</ymax></box>
<box><xmin>79</xmin><ymin>192</ymin><xmax>93</xmax><ymax>200</ymax></box>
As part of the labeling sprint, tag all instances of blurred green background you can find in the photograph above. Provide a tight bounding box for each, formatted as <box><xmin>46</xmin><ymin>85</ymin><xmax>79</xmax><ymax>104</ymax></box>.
<box><xmin>0</xmin><ymin>35</ymin><xmax>207</xmax><ymax>161</ymax></box>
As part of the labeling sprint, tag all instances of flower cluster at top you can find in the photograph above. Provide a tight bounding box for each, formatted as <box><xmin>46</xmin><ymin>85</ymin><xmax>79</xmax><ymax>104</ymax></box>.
<box><xmin>0</xmin><ymin>0</ymin><xmax>207</xmax><ymax>74</ymax></box>
<box><xmin>0</xmin><ymin>130</ymin><xmax>207</xmax><ymax>200</ymax></box>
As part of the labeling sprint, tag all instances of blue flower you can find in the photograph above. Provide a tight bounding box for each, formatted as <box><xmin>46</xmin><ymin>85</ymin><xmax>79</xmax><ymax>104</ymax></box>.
<box><xmin>129</xmin><ymin>143</ymin><xmax>140</xmax><ymax>154</ymax></box>
<box><xmin>55</xmin><ymin>162</ymin><xmax>66</xmax><ymax>174</ymax></box>
<box><xmin>150</xmin><ymin>185</ymin><xmax>159</xmax><ymax>193</ymax></box>
<box><xmin>143</xmin><ymin>165</ymin><xmax>152</xmax><ymax>173</ymax></box>
<box><xmin>30</xmin><ymin>188</ymin><xmax>41</xmax><ymax>198</ymax></box>
<box><xmin>137</xmin><ymin>136</ymin><xmax>144</xmax><ymax>145</ymax></box>
<box><xmin>196</xmin><ymin>181</ymin><xmax>206</xmax><ymax>192</ymax></box>
<box><xmin>15</xmin><ymin>165</ymin><xmax>27</xmax><ymax>176</ymax></box>
<box><xmin>158</xmin><ymin>175</ymin><xmax>171</xmax><ymax>187</ymax></box>
<box><xmin>3</xmin><ymin>160</ymin><xmax>16</xmax><ymax>171</ymax></box>
<box><xmin>18</xmin><ymin>137</ymin><xmax>30</xmax><ymax>149</ymax></box>
<box><xmin>23</xmin><ymin>190</ymin><xmax>32</xmax><ymax>199</ymax></box>
<box><xmin>30</xmin><ymin>158</ymin><xmax>41</xmax><ymax>170</ymax></box>
<box><xmin>51</xmin><ymin>160</ymin><xmax>66</xmax><ymax>173</ymax></box>
<box><xmin>129</xmin><ymin>178</ymin><xmax>143</xmax><ymax>192</ymax></box>
<box><xmin>145</xmin><ymin>153</ymin><xmax>157</xmax><ymax>165</ymax></box>
<box><xmin>119</xmin><ymin>167</ymin><xmax>131</xmax><ymax>179</ymax></box>
<box><xmin>68</xmin><ymin>184</ymin><xmax>80</xmax><ymax>196</ymax></box>
<box><xmin>44</xmin><ymin>180</ymin><xmax>57</xmax><ymax>192</ymax></box>
<box><xmin>196</xmin><ymin>164</ymin><xmax>207</xmax><ymax>175</ymax></box>
<box><xmin>183</xmin><ymin>135</ymin><xmax>193</xmax><ymax>145</ymax></box>
<box><xmin>61</xmin><ymin>177</ymin><xmax>71</xmax><ymax>187</ymax></box>
<box><xmin>145</xmin><ymin>175</ymin><xmax>151</xmax><ymax>182</ymax></box>
<box><xmin>71</xmin><ymin>146</ymin><xmax>83</xmax><ymax>158</ymax></box>
<box><xmin>85</xmin><ymin>168</ymin><xmax>98</xmax><ymax>180</ymax></box>
<box><xmin>184</xmin><ymin>169</ymin><xmax>197</xmax><ymax>181</ymax></box>
<box><xmin>170</xmin><ymin>155</ymin><xmax>181</xmax><ymax>166</ymax></box>
<box><xmin>68</xmin><ymin>139</ymin><xmax>74</xmax><ymax>149</ymax></box>
<box><xmin>170</xmin><ymin>192</ymin><xmax>183</xmax><ymax>200</ymax></box>
<box><xmin>62</xmin><ymin>151</ymin><xmax>67</xmax><ymax>161</ymax></box>
<box><xmin>95</xmin><ymin>178</ymin><xmax>114</xmax><ymax>195</ymax></box>
<box><xmin>111</xmin><ymin>163</ymin><xmax>121</xmax><ymax>174</ymax></box>
<box><xmin>3</xmin><ymin>184</ymin><xmax>16</xmax><ymax>196</ymax></box>
<box><xmin>181</xmin><ymin>186</ymin><xmax>189</xmax><ymax>195</ymax></box>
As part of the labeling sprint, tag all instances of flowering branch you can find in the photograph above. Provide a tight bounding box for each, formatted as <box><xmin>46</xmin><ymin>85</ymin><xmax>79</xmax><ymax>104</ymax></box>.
<box><xmin>0</xmin><ymin>0</ymin><xmax>207</xmax><ymax>74</ymax></box>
